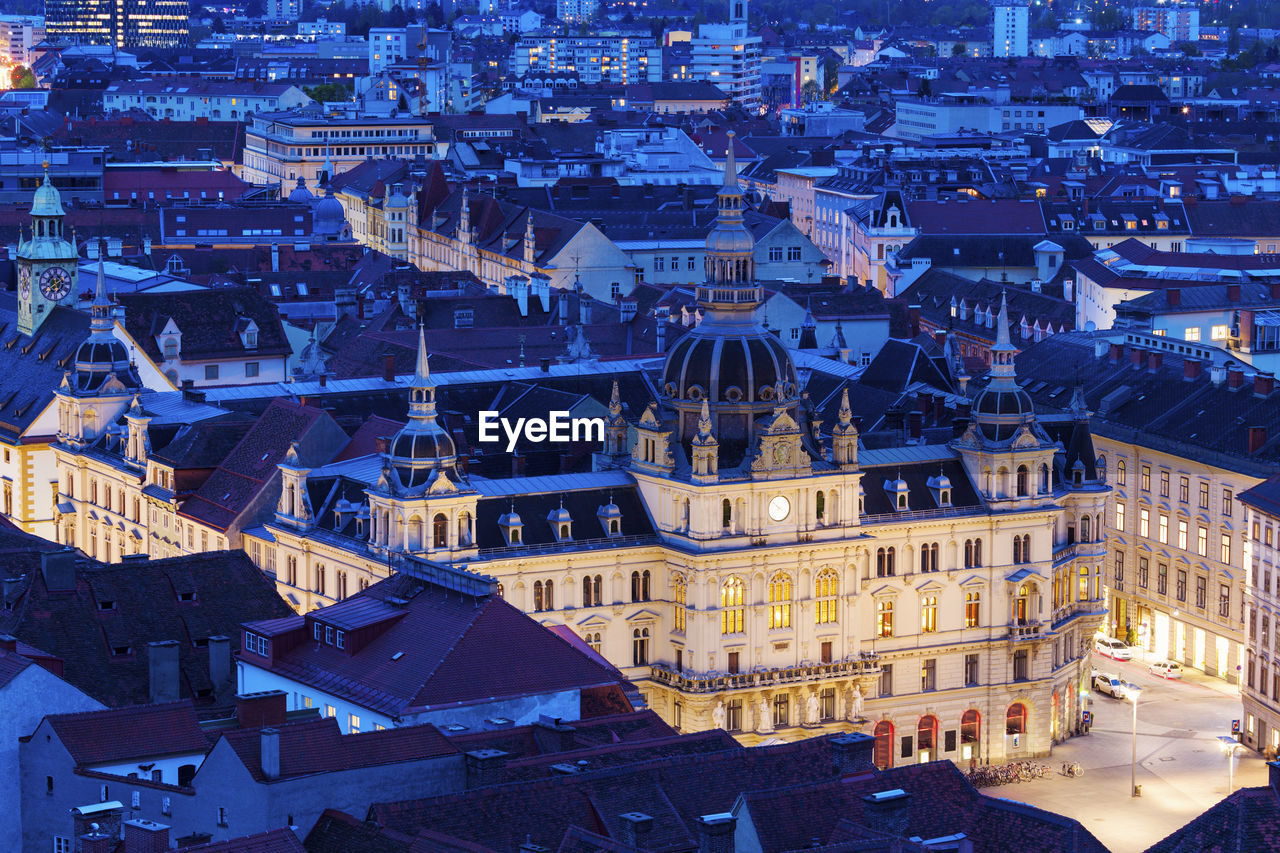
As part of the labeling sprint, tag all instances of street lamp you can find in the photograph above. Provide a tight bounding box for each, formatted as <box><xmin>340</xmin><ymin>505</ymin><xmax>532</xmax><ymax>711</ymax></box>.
<box><xmin>1126</xmin><ymin>684</ymin><xmax>1142</xmax><ymax>797</ymax></box>
<box><xmin>1218</xmin><ymin>735</ymin><xmax>1245</xmax><ymax>795</ymax></box>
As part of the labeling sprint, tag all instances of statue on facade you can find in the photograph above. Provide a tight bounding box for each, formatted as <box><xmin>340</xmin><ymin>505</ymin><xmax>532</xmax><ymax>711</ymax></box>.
<box><xmin>849</xmin><ymin>684</ymin><xmax>865</xmax><ymax>720</ymax></box>
<box><xmin>757</xmin><ymin>696</ymin><xmax>773</xmax><ymax>733</ymax></box>
<box><xmin>806</xmin><ymin>691</ymin><xmax>821</xmax><ymax>725</ymax></box>
<box><xmin>712</xmin><ymin>700</ymin><xmax>727</xmax><ymax>730</ymax></box>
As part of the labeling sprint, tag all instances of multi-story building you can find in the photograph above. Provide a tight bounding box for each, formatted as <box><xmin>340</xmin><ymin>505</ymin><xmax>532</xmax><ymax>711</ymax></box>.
<box><xmin>510</xmin><ymin>33</ymin><xmax>658</xmax><ymax>86</ymax></box>
<box><xmin>297</xmin><ymin>18</ymin><xmax>344</xmax><ymax>38</ymax></box>
<box><xmin>1241</xmin><ymin>477</ymin><xmax>1280</xmax><ymax>757</ymax></box>
<box><xmin>45</xmin><ymin>0</ymin><xmax>188</xmax><ymax>49</ymax></box>
<box><xmin>266</xmin><ymin>0</ymin><xmax>301</xmax><ymax>21</ymax></box>
<box><xmin>102</xmin><ymin>78</ymin><xmax>311</xmax><ymax>122</ymax></box>
<box><xmin>556</xmin><ymin>0</ymin><xmax>599</xmax><ymax>23</ymax></box>
<box><xmin>1133</xmin><ymin>1</ymin><xmax>1200</xmax><ymax>43</ymax></box>
<box><xmin>1015</xmin><ymin>332</ymin><xmax>1280</xmax><ymax>686</ymax></box>
<box><xmin>895</xmin><ymin>98</ymin><xmax>1082</xmax><ymax>141</ymax></box>
<box><xmin>240</xmin><ymin>108</ymin><xmax>443</xmax><ymax>187</ymax></box>
<box><xmin>0</xmin><ymin>15</ymin><xmax>45</xmax><ymax>66</ymax></box>
<box><xmin>688</xmin><ymin>0</ymin><xmax>762</xmax><ymax>107</ymax></box>
<box><xmin>992</xmin><ymin>0</ymin><xmax>1029</xmax><ymax>58</ymax></box>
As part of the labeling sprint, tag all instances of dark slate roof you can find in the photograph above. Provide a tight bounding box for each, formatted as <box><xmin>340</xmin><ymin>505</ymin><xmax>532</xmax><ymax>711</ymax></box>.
<box><xmin>899</xmin><ymin>270</ymin><xmax>1075</xmax><ymax>345</ymax></box>
<box><xmin>1184</xmin><ymin>198</ymin><xmax>1280</xmax><ymax>239</ymax></box>
<box><xmin>0</xmin><ymin>295</ymin><xmax>90</xmax><ymax>441</ymax></box>
<box><xmin>445</xmin><ymin>710</ymin><xmax>677</xmax><ymax>760</ymax></box>
<box><xmin>859</xmin><ymin>458</ymin><xmax>982</xmax><ymax>516</ymax></box>
<box><xmin>905</xmin><ymin>198</ymin><xmax>1046</xmax><ymax>235</ymax></box>
<box><xmin>171</xmin><ymin>828</ymin><xmax>306</xmax><ymax>853</ymax></box>
<box><xmin>43</xmin><ymin>700</ymin><xmax>208</xmax><ymax>765</ymax></box>
<box><xmin>896</xmin><ymin>233</ymin><xmax>1096</xmax><ymax>268</ymax></box>
<box><xmin>118</xmin><ymin>286</ymin><xmax>292</xmax><ymax>363</ymax></box>
<box><xmin>303</xmin><ymin>810</ymin><xmax>421</xmax><ymax>853</ymax></box>
<box><xmin>0</xmin><ymin>549</ymin><xmax>294</xmax><ymax>712</ymax></box>
<box><xmin>243</xmin><ymin>572</ymin><xmax>630</xmax><ymax>718</ymax></box>
<box><xmin>218</xmin><ymin>716</ymin><xmax>458</xmax><ymax>783</ymax></box>
<box><xmin>859</xmin><ymin>338</ymin><xmax>955</xmax><ymax>394</ymax></box>
<box><xmin>1240</xmin><ymin>475</ymin><xmax>1280</xmax><ymax>519</ymax></box>
<box><xmin>1145</xmin><ymin>779</ymin><xmax>1280</xmax><ymax>853</ymax></box>
<box><xmin>148</xmin><ymin>413</ymin><xmax>258</xmax><ymax>470</ymax></box>
<box><xmin>1005</xmin><ymin>332</ymin><xmax>1280</xmax><ymax>476</ymax></box>
<box><xmin>475</xmin><ymin>486</ymin><xmax>653</xmax><ymax>550</ymax></box>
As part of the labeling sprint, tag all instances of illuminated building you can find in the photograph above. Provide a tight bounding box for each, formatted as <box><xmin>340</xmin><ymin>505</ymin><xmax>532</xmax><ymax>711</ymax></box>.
<box><xmin>45</xmin><ymin>0</ymin><xmax>189</xmax><ymax>49</ymax></box>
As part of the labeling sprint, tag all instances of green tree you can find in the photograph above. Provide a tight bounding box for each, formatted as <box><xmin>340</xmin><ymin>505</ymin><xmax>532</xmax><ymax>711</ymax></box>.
<box><xmin>10</xmin><ymin>66</ymin><xmax>36</xmax><ymax>89</ymax></box>
<box><xmin>801</xmin><ymin>79</ymin><xmax>821</xmax><ymax>103</ymax></box>
<box><xmin>303</xmin><ymin>82</ymin><xmax>353</xmax><ymax>102</ymax></box>
<box><xmin>952</xmin><ymin>42</ymin><xmax>966</xmax><ymax>57</ymax></box>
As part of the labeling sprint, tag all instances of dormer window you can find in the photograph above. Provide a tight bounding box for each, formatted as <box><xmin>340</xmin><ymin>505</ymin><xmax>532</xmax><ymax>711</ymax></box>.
<box><xmin>597</xmin><ymin>500</ymin><xmax>622</xmax><ymax>538</ymax></box>
<box><xmin>238</xmin><ymin>319</ymin><xmax>259</xmax><ymax>350</ymax></box>
<box><xmin>163</xmin><ymin>339</ymin><xmax>178</xmax><ymax>360</ymax></box>
<box><xmin>548</xmin><ymin>504</ymin><xmax>572</xmax><ymax>542</ymax></box>
<box><xmin>927</xmin><ymin>472</ymin><xmax>952</xmax><ymax>508</ymax></box>
<box><xmin>886</xmin><ymin>477</ymin><xmax>910</xmax><ymax>511</ymax></box>
<box><xmin>498</xmin><ymin>508</ymin><xmax>523</xmax><ymax>546</ymax></box>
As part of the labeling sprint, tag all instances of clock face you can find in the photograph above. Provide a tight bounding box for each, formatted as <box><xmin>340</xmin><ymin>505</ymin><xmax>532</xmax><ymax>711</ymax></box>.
<box><xmin>768</xmin><ymin>495</ymin><xmax>791</xmax><ymax>522</ymax></box>
<box><xmin>39</xmin><ymin>266</ymin><xmax>72</xmax><ymax>302</ymax></box>
<box><xmin>17</xmin><ymin>266</ymin><xmax>30</xmax><ymax>301</ymax></box>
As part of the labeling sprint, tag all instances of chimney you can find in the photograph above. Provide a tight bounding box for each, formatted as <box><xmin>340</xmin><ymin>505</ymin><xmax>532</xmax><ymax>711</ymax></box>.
<box><xmin>1271</xmin><ymin>282</ymin><xmax>1280</xmax><ymax>300</ymax></box>
<box><xmin>147</xmin><ymin>641</ymin><xmax>181</xmax><ymax>704</ymax></box>
<box><xmin>1167</xmin><ymin>288</ymin><xmax>1180</xmax><ymax>306</ymax></box>
<box><xmin>1184</xmin><ymin>359</ymin><xmax>1202</xmax><ymax>380</ymax></box>
<box><xmin>933</xmin><ymin>329</ymin><xmax>946</xmax><ymax>348</ymax></box>
<box><xmin>1129</xmin><ymin>347</ymin><xmax>1144</xmax><ymax>369</ymax></box>
<box><xmin>540</xmin><ymin>357</ymin><xmax>551</xmax><ymax>373</ymax></box>
<box><xmin>1228</xmin><ymin>367</ymin><xmax>1245</xmax><ymax>389</ymax></box>
<box><xmin>1147</xmin><ymin>352</ymin><xmax>1163</xmax><ymax>372</ymax></box>
<box><xmin>260</xmin><ymin>728</ymin><xmax>280</xmax><ymax>781</ymax></box>
<box><xmin>830</xmin><ymin>732</ymin><xmax>876</xmax><ymax>775</ymax></box>
<box><xmin>862</xmin><ymin>789</ymin><xmax>911</xmax><ymax>836</ymax></box>
<box><xmin>465</xmin><ymin>749</ymin><xmax>508</xmax><ymax>788</ymax></box>
<box><xmin>0</xmin><ymin>633</ymin><xmax>15</xmax><ymax>652</ymax></box>
<box><xmin>207</xmin><ymin>635</ymin><xmax>231</xmax><ymax>687</ymax></box>
<box><xmin>1249</xmin><ymin>427</ymin><xmax>1268</xmax><ymax>454</ymax></box>
<box><xmin>318</xmin><ymin>373</ymin><xmax>327</xmax><ymax>387</ymax></box>
<box><xmin>533</xmin><ymin>715</ymin><xmax>577</xmax><ymax>752</ymax></box>
<box><xmin>80</xmin><ymin>831</ymin><xmax>114</xmax><ymax>853</ymax></box>
<box><xmin>932</xmin><ymin>394</ymin><xmax>945</xmax><ymax>424</ymax></box>
<box><xmin>1211</xmin><ymin>364</ymin><xmax>1227</xmax><ymax>385</ymax></box>
<box><xmin>41</xmin><ymin>548</ymin><xmax>76</xmax><ymax>592</ymax></box>
<box><xmin>696</xmin><ymin>814</ymin><xmax>736</xmax><ymax>853</ymax></box>
<box><xmin>122</xmin><ymin>819</ymin><xmax>170</xmax><ymax>853</ymax></box>
<box><xmin>1108</xmin><ymin>342</ymin><xmax>1123</xmax><ymax>363</ymax></box>
<box><xmin>619</xmin><ymin>813</ymin><xmax>654</xmax><ymax>848</ymax></box>
<box><xmin>512</xmin><ymin>452</ymin><xmax>527</xmax><ymax>477</ymax></box>
<box><xmin>1257</xmin><ymin>373</ymin><xmax>1276</xmax><ymax>396</ymax></box>
<box><xmin>908</xmin><ymin>304</ymin><xmax>921</xmax><ymax>337</ymax></box>
<box><xmin>1228</xmin><ymin>283</ymin><xmax>1242</xmax><ymax>302</ymax></box>
<box><xmin>383</xmin><ymin>354</ymin><xmax>396</xmax><ymax>382</ymax></box>
<box><xmin>908</xmin><ymin>410</ymin><xmax>922</xmax><ymax>439</ymax></box>
<box><xmin>2</xmin><ymin>577</ymin><xmax>21</xmax><ymax>606</ymax></box>
<box><xmin>236</xmin><ymin>690</ymin><xmax>288</xmax><ymax>728</ymax></box>
<box><xmin>375</xmin><ymin>436</ymin><xmax>389</xmax><ymax>455</ymax></box>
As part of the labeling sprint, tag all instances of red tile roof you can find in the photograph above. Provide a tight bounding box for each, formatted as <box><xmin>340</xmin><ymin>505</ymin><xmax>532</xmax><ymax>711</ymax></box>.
<box><xmin>165</xmin><ymin>828</ymin><xmax>305</xmax><ymax>853</ymax></box>
<box><xmin>43</xmin><ymin>700</ymin><xmax>209</xmax><ymax>766</ymax></box>
<box><xmin>333</xmin><ymin>415</ymin><xmax>404</xmax><ymax>462</ymax></box>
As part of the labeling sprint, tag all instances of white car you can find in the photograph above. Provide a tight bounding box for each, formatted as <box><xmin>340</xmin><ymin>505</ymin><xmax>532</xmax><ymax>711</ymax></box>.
<box><xmin>1092</xmin><ymin>673</ymin><xmax>1127</xmax><ymax>699</ymax></box>
<box><xmin>1148</xmin><ymin>660</ymin><xmax>1183</xmax><ymax>679</ymax></box>
<box><xmin>1094</xmin><ymin>637</ymin><xmax>1132</xmax><ymax>661</ymax></box>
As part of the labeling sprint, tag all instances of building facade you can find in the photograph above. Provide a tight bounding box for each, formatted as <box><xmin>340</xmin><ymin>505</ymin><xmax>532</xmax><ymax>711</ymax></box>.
<box><xmin>1241</xmin><ymin>478</ymin><xmax>1280</xmax><ymax>757</ymax></box>
<box><xmin>45</xmin><ymin>0</ymin><xmax>188</xmax><ymax>48</ymax></box>
<box><xmin>992</xmin><ymin>0</ymin><xmax>1029</xmax><ymax>58</ymax></box>
<box><xmin>688</xmin><ymin>1</ymin><xmax>762</xmax><ymax>108</ymax></box>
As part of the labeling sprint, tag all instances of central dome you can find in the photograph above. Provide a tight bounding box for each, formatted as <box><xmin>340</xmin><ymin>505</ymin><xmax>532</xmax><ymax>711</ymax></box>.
<box><xmin>971</xmin><ymin>384</ymin><xmax>1035</xmax><ymax>442</ymax></box>
<box><xmin>662</xmin><ymin>328</ymin><xmax>797</xmax><ymax>406</ymax></box>
<box><xmin>383</xmin><ymin>327</ymin><xmax>457</xmax><ymax>493</ymax></box>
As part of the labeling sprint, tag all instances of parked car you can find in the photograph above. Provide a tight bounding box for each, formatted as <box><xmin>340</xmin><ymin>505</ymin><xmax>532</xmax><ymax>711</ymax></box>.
<box><xmin>1094</xmin><ymin>637</ymin><xmax>1132</xmax><ymax>661</ymax></box>
<box><xmin>1093</xmin><ymin>672</ymin><xmax>1127</xmax><ymax>698</ymax></box>
<box><xmin>1149</xmin><ymin>660</ymin><xmax>1183</xmax><ymax>679</ymax></box>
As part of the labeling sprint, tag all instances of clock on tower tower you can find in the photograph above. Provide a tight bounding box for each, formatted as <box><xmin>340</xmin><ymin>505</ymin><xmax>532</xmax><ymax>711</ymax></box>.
<box><xmin>17</xmin><ymin>164</ymin><xmax>79</xmax><ymax>337</ymax></box>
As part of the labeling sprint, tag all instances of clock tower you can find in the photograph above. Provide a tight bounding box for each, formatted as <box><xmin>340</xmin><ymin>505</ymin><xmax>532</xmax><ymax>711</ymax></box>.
<box><xmin>17</xmin><ymin>165</ymin><xmax>79</xmax><ymax>337</ymax></box>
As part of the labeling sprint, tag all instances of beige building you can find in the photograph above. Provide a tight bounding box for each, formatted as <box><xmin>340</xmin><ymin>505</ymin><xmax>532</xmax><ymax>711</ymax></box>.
<box><xmin>1241</xmin><ymin>478</ymin><xmax>1280</xmax><ymax>756</ymax></box>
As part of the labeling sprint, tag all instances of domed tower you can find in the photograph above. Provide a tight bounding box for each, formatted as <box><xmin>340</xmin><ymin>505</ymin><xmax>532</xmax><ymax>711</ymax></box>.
<box><xmin>56</xmin><ymin>258</ymin><xmax>143</xmax><ymax>448</ymax></box>
<box><xmin>288</xmin><ymin>176</ymin><xmax>315</xmax><ymax>204</ymax></box>
<box><xmin>660</xmin><ymin>134</ymin><xmax>799</xmax><ymax>466</ymax></box>
<box><xmin>18</xmin><ymin>164</ymin><xmax>80</xmax><ymax>337</ymax></box>
<box><xmin>971</xmin><ymin>292</ymin><xmax>1035</xmax><ymax>444</ymax></box>
<box><xmin>365</xmin><ymin>327</ymin><xmax>477</xmax><ymax>558</ymax></box>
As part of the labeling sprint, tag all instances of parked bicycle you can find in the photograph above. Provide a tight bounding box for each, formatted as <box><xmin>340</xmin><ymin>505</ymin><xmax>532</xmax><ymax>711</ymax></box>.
<box><xmin>1061</xmin><ymin>762</ymin><xmax>1083</xmax><ymax>777</ymax></box>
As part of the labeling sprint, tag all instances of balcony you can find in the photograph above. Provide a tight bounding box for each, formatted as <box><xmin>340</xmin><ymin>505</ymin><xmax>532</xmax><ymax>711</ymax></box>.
<box><xmin>1053</xmin><ymin>539</ymin><xmax>1105</xmax><ymax>566</ymax></box>
<box><xmin>648</xmin><ymin>653</ymin><xmax>881</xmax><ymax>694</ymax></box>
<box><xmin>1008</xmin><ymin>621</ymin><xmax>1047</xmax><ymax>641</ymax></box>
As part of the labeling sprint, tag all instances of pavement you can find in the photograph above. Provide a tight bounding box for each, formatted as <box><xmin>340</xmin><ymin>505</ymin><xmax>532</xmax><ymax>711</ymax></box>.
<box><xmin>981</xmin><ymin>650</ymin><xmax>1268</xmax><ymax>853</ymax></box>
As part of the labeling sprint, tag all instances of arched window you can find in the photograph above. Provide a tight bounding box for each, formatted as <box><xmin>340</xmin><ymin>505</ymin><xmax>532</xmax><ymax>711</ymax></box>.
<box><xmin>533</xmin><ymin>580</ymin><xmax>544</xmax><ymax>611</ymax></box>
<box><xmin>407</xmin><ymin>515</ymin><xmax>423</xmax><ymax>551</ymax></box>
<box><xmin>630</xmin><ymin>570</ymin><xmax>651</xmax><ymax>602</ymax></box>
<box><xmin>815</xmin><ymin>569</ymin><xmax>838</xmax><ymax>624</ymax></box>
<box><xmin>1016</xmin><ymin>465</ymin><xmax>1029</xmax><ymax>497</ymax></box>
<box><xmin>961</xmin><ymin>710</ymin><xmax>981</xmax><ymax>754</ymax></box>
<box><xmin>1015</xmin><ymin>584</ymin><xmax>1030</xmax><ymax>624</ymax></box>
<box><xmin>560</xmin><ymin>523</ymin><xmax>570</xmax><ymax>540</ymax></box>
<box><xmin>873</xmin><ymin>720</ymin><xmax>894</xmax><ymax>769</ymax></box>
<box><xmin>457</xmin><ymin>512</ymin><xmax>472</xmax><ymax>546</ymax></box>
<box><xmin>722</xmin><ymin>498</ymin><xmax>732</xmax><ymax>529</ymax></box>
<box><xmin>1081</xmin><ymin>515</ymin><xmax>1091</xmax><ymax>542</ymax></box>
<box><xmin>816</xmin><ymin>490</ymin><xmax>826</xmax><ymax>523</ymax></box>
<box><xmin>1006</xmin><ymin>702</ymin><xmax>1027</xmax><ymax>735</ymax></box>
<box><xmin>432</xmin><ymin>513</ymin><xmax>447</xmax><ymax>549</ymax></box>
<box><xmin>1097</xmin><ymin>454</ymin><xmax>1107</xmax><ymax>483</ymax></box>
<box><xmin>1117</xmin><ymin>459</ymin><xmax>1127</xmax><ymax>486</ymax></box>
<box><xmin>767</xmin><ymin>573</ymin><xmax>792</xmax><ymax>629</ymax></box>
<box><xmin>721</xmin><ymin>577</ymin><xmax>745</xmax><ymax>634</ymax></box>
<box><xmin>965</xmin><ymin>591</ymin><xmax>981</xmax><ymax>627</ymax></box>
<box><xmin>1040</xmin><ymin>463</ymin><xmax>1050</xmax><ymax>493</ymax></box>
<box><xmin>672</xmin><ymin>573</ymin><xmax>687</xmax><ymax>632</ymax></box>
<box><xmin>921</xmin><ymin>595</ymin><xmax>938</xmax><ymax>632</ymax></box>
<box><xmin>876</xmin><ymin>546</ymin><xmax>896</xmax><ymax>577</ymax></box>
<box><xmin>917</xmin><ymin>715</ymin><xmax>938</xmax><ymax>756</ymax></box>
<box><xmin>582</xmin><ymin>575</ymin><xmax>595</xmax><ymax>607</ymax></box>
<box><xmin>920</xmin><ymin>542</ymin><xmax>939</xmax><ymax>572</ymax></box>
<box><xmin>973</xmin><ymin>538</ymin><xmax>983</xmax><ymax>567</ymax></box>
<box><xmin>632</xmin><ymin>627</ymin><xmax>649</xmax><ymax>665</ymax></box>
<box><xmin>544</xmin><ymin>579</ymin><xmax>554</xmax><ymax>610</ymax></box>
<box><xmin>876</xmin><ymin>599</ymin><xmax>894</xmax><ymax>637</ymax></box>
<box><xmin>1013</xmin><ymin>535</ymin><xmax>1023</xmax><ymax>564</ymax></box>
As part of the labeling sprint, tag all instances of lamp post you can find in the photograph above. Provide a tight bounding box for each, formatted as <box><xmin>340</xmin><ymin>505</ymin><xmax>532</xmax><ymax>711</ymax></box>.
<box><xmin>1127</xmin><ymin>684</ymin><xmax>1142</xmax><ymax>797</ymax></box>
<box><xmin>1219</xmin><ymin>735</ymin><xmax>1244</xmax><ymax>795</ymax></box>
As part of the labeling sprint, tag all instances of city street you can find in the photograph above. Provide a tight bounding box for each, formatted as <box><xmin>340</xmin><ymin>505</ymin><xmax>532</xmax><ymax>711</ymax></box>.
<box><xmin>987</xmin><ymin>653</ymin><xmax>1270</xmax><ymax>853</ymax></box>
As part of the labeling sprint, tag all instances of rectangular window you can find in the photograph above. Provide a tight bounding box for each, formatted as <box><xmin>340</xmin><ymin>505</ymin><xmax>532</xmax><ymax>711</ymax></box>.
<box><xmin>1158</xmin><ymin>514</ymin><xmax>1169</xmax><ymax>544</ymax></box>
<box><xmin>964</xmin><ymin>591</ymin><xmax>980</xmax><ymax>628</ymax></box>
<box><xmin>1220</xmin><ymin>584</ymin><xmax>1231</xmax><ymax>618</ymax></box>
<box><xmin>1114</xmin><ymin>552</ymin><xmax>1124</xmax><ymax>591</ymax></box>
<box><xmin>1180</xmin><ymin>476</ymin><xmax>1189</xmax><ymax>502</ymax></box>
<box><xmin>787</xmin><ymin>246</ymin><xmax>802</xmax><ymax>261</ymax></box>
<box><xmin>1195</xmin><ymin>576</ymin><xmax>1206</xmax><ymax>609</ymax></box>
<box><xmin>726</xmin><ymin>699</ymin><xmax>742</xmax><ymax>731</ymax></box>
<box><xmin>878</xmin><ymin>663</ymin><xmax>893</xmax><ymax>696</ymax></box>
<box><xmin>1160</xmin><ymin>470</ymin><xmax>1170</xmax><ymax>497</ymax></box>
<box><xmin>205</xmin><ymin>364</ymin><xmax>219</xmax><ymax>380</ymax></box>
<box><xmin>1115</xmin><ymin>502</ymin><xmax>1125</xmax><ymax>531</ymax></box>
<box><xmin>1138</xmin><ymin>557</ymin><xmax>1149</xmax><ymax>589</ymax></box>
<box><xmin>964</xmin><ymin>653</ymin><xmax>979</xmax><ymax>686</ymax></box>
<box><xmin>1013</xmin><ymin>649</ymin><xmax>1028</xmax><ymax>681</ymax></box>
<box><xmin>1200</xmin><ymin>481</ymin><xmax>1209</xmax><ymax>509</ymax></box>
<box><xmin>1185</xmin><ymin>327</ymin><xmax>1201</xmax><ymax>342</ymax></box>
<box><xmin>1223</xmin><ymin>489</ymin><xmax>1234</xmax><ymax>517</ymax></box>
<box><xmin>1157</xmin><ymin>562</ymin><xmax>1168</xmax><ymax>595</ymax></box>
<box><xmin>348</xmin><ymin>713</ymin><xmax>360</xmax><ymax>733</ymax></box>
<box><xmin>324</xmin><ymin>704</ymin><xmax>335</xmax><ymax>718</ymax></box>
<box><xmin>921</xmin><ymin>658</ymin><xmax>936</xmax><ymax>692</ymax></box>
<box><xmin>1176</xmin><ymin>569</ymin><xmax>1187</xmax><ymax>602</ymax></box>
<box><xmin>1140</xmin><ymin>509</ymin><xmax>1150</xmax><ymax>538</ymax></box>
<box><xmin>1141</xmin><ymin>465</ymin><xmax>1151</xmax><ymax>491</ymax></box>
<box><xmin>768</xmin><ymin>246</ymin><xmax>782</xmax><ymax>262</ymax></box>
<box><xmin>1212</xmin><ymin>324</ymin><xmax>1230</xmax><ymax>340</ymax></box>
<box><xmin>244</xmin><ymin>362</ymin><xmax>260</xmax><ymax>378</ymax></box>
<box><xmin>1221</xmin><ymin>533</ymin><xmax>1232</xmax><ymax>564</ymax></box>
<box><xmin>1177</xmin><ymin>520</ymin><xmax>1188</xmax><ymax>550</ymax></box>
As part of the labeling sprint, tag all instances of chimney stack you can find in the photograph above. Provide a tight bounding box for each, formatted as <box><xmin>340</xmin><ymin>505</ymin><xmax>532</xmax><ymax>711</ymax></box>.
<box><xmin>1167</xmin><ymin>288</ymin><xmax>1180</xmax><ymax>306</ymax></box>
<box><xmin>236</xmin><ymin>690</ymin><xmax>288</xmax><ymax>728</ymax></box>
<box><xmin>1108</xmin><ymin>342</ymin><xmax>1123</xmax><ymax>363</ymax></box>
<box><xmin>1256</xmin><ymin>373</ymin><xmax>1276</xmax><ymax>396</ymax></box>
<box><xmin>465</xmin><ymin>749</ymin><xmax>508</xmax><ymax>788</ymax></box>
<box><xmin>80</xmin><ymin>831</ymin><xmax>114</xmax><ymax>853</ymax></box>
<box><xmin>908</xmin><ymin>304</ymin><xmax>921</xmax><ymax>338</ymax></box>
<box><xmin>830</xmin><ymin>732</ymin><xmax>876</xmax><ymax>775</ymax></box>
<box><xmin>1249</xmin><ymin>427</ymin><xmax>1268</xmax><ymax>454</ymax></box>
<box><xmin>1271</xmin><ymin>282</ymin><xmax>1280</xmax><ymax>300</ymax></box>
<box><xmin>208</xmin><ymin>635</ymin><xmax>231</xmax><ymax>688</ymax></box>
<box><xmin>383</xmin><ymin>354</ymin><xmax>396</xmax><ymax>382</ymax></box>
<box><xmin>1130</xmin><ymin>347</ymin><xmax>1144</xmax><ymax>369</ymax></box>
<box><xmin>1228</xmin><ymin>283</ymin><xmax>1242</xmax><ymax>302</ymax></box>
<box><xmin>908</xmin><ymin>410</ymin><xmax>923</xmax><ymax>439</ymax></box>
<box><xmin>933</xmin><ymin>329</ymin><xmax>946</xmax><ymax>348</ymax></box>
<box><xmin>1147</xmin><ymin>352</ymin><xmax>1163</xmax><ymax>372</ymax></box>
<box><xmin>41</xmin><ymin>549</ymin><xmax>76</xmax><ymax>592</ymax></box>
<box><xmin>1228</xmin><ymin>367</ymin><xmax>1245</xmax><ymax>389</ymax></box>
<box><xmin>122</xmin><ymin>819</ymin><xmax>170</xmax><ymax>853</ymax></box>
<box><xmin>540</xmin><ymin>357</ymin><xmax>551</xmax><ymax>373</ymax></box>
<box><xmin>1184</xmin><ymin>359</ymin><xmax>1202</xmax><ymax>380</ymax></box>
<box><xmin>260</xmin><ymin>728</ymin><xmax>280</xmax><ymax>780</ymax></box>
<box><xmin>619</xmin><ymin>812</ymin><xmax>654</xmax><ymax>849</ymax></box>
<box><xmin>696</xmin><ymin>814</ymin><xmax>737</xmax><ymax>853</ymax></box>
<box><xmin>148</xmin><ymin>641</ymin><xmax>181</xmax><ymax>704</ymax></box>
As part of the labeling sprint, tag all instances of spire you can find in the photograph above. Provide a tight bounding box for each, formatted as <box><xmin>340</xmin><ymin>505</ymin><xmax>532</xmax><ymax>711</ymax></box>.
<box><xmin>90</xmin><ymin>254</ymin><xmax>112</xmax><ymax>332</ymax></box>
<box><xmin>987</xmin><ymin>290</ymin><xmax>1019</xmax><ymax>390</ymax></box>
<box><xmin>413</xmin><ymin>323</ymin><xmax>431</xmax><ymax>386</ymax></box>
<box><xmin>697</xmin><ymin>399</ymin><xmax>713</xmax><ymax>437</ymax></box>
<box><xmin>994</xmin><ymin>290</ymin><xmax>1012</xmax><ymax>350</ymax></box>
<box><xmin>838</xmin><ymin>388</ymin><xmax>852</xmax><ymax>426</ymax></box>
<box><xmin>608</xmin><ymin>380</ymin><xmax>622</xmax><ymax>419</ymax></box>
<box><xmin>722</xmin><ymin>131</ymin><xmax>739</xmax><ymax>193</ymax></box>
